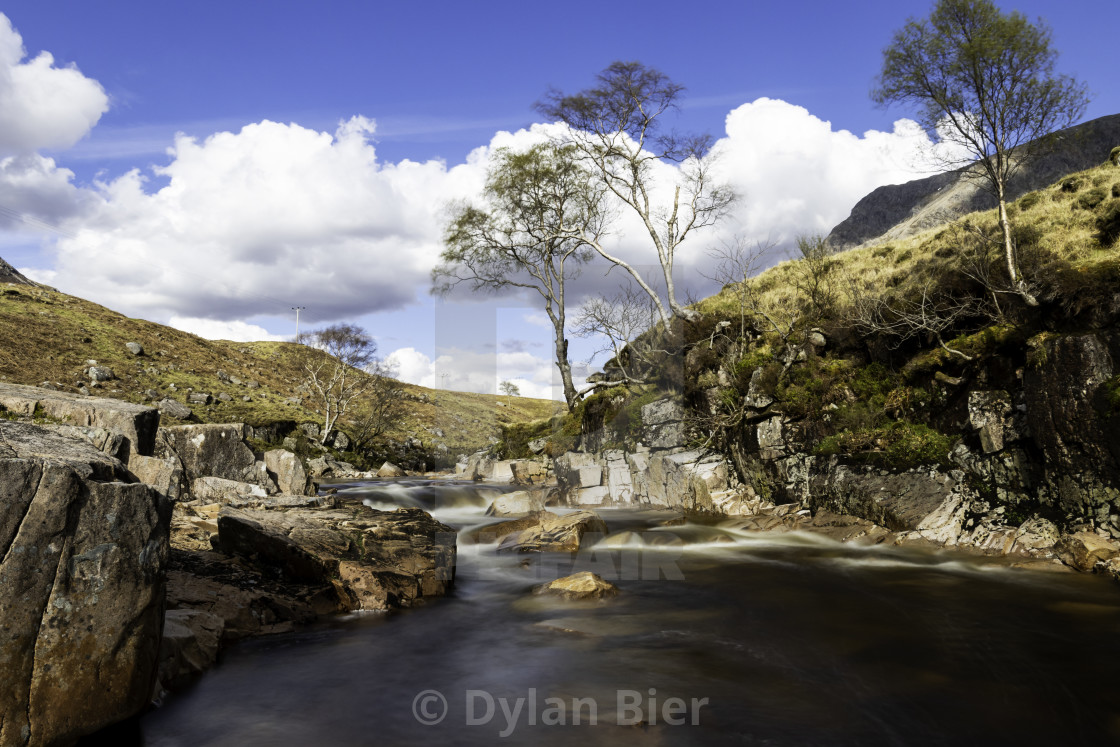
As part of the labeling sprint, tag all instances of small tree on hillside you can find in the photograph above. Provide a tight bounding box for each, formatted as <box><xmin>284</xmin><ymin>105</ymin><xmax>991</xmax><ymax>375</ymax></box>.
<box><xmin>873</xmin><ymin>0</ymin><xmax>1088</xmax><ymax>307</ymax></box>
<box><xmin>499</xmin><ymin>380</ymin><xmax>520</xmax><ymax>406</ymax></box>
<box><xmin>302</xmin><ymin>323</ymin><xmax>377</xmax><ymax>443</ymax></box>
<box><xmin>536</xmin><ymin>61</ymin><xmax>736</xmax><ymax>325</ymax></box>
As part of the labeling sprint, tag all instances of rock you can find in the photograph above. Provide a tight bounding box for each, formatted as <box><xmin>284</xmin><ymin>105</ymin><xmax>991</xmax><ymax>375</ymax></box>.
<box><xmin>1011</xmin><ymin>517</ymin><xmax>1060</xmax><ymax>554</ymax></box>
<box><xmin>217</xmin><ymin>392</ymin><xmax>233</xmax><ymax>403</ymax></box>
<box><xmin>308</xmin><ymin>457</ymin><xmax>359</xmax><ymax>478</ymax></box>
<box><xmin>191</xmin><ymin>476</ymin><xmax>270</xmax><ymax>502</ymax></box>
<box><xmin>645</xmin><ymin>451</ymin><xmax>729</xmax><ymax>511</ymax></box>
<box><xmin>377</xmin><ymin>461</ymin><xmax>405</xmax><ymax>478</ymax></box>
<box><xmin>37</xmin><ymin>423</ymin><xmax>128</xmax><ymax>461</ymax></box>
<box><xmin>325</xmin><ymin>430</ymin><xmax>350</xmax><ymax>451</ymax></box>
<box><xmin>0</xmin><ymin>421</ymin><xmax>171</xmax><ymax>746</ymax></box>
<box><xmin>968</xmin><ymin>390</ymin><xmax>1014</xmax><ymax>454</ymax></box>
<box><xmin>187</xmin><ymin>392</ymin><xmax>212</xmax><ymax>405</ymax></box>
<box><xmin>527</xmin><ymin>437</ymin><xmax>548</xmax><ymax>454</ymax></box>
<box><xmin>464</xmin><ymin>515</ymin><xmax>544</xmax><ymax>544</ymax></box>
<box><xmin>533</xmin><ymin>572</ymin><xmax>618</xmax><ymax>601</ymax></box>
<box><xmin>0</xmin><ymin>382</ymin><xmax>159</xmax><ymax>458</ymax></box>
<box><xmin>215</xmin><ymin>505</ymin><xmax>456</xmax><ymax>611</ymax></box>
<box><xmin>264</xmin><ymin>449</ymin><xmax>310</xmax><ymax>495</ymax></box>
<box><xmin>744</xmin><ymin>367</ymin><xmax>775</xmax><ymax>409</ymax></box>
<box><xmin>510</xmin><ymin>460</ymin><xmax>549</xmax><ymax>485</ymax></box>
<box><xmin>573</xmin><ymin>485</ymin><xmax>611</xmax><ymax>505</ymax></box>
<box><xmin>246</xmin><ymin>380</ymin><xmax>260</xmax><ymax>390</ymax></box>
<box><xmin>87</xmin><ymin>365</ymin><xmax>115</xmax><ymax>382</ymax></box>
<box><xmin>216</xmin><ymin>370</ymin><xmax>231</xmax><ymax>383</ymax></box>
<box><xmin>158</xmin><ymin>398</ymin><xmax>193</xmax><ymax>420</ymax></box>
<box><xmin>157</xmin><ymin>609</ymin><xmax>223</xmax><ymax>692</ymax></box>
<box><xmin>129</xmin><ymin>453</ymin><xmax>187</xmax><ymax>502</ymax></box>
<box><xmin>125</xmin><ymin>342</ymin><xmax>144</xmax><ymax>356</ymax></box>
<box><xmin>808</xmin><ymin>330</ymin><xmax>827</xmax><ymax>348</ymax></box>
<box><xmin>300</xmin><ymin>422</ymin><xmax>321</xmax><ymax>439</ymax></box>
<box><xmin>497</xmin><ymin>510</ymin><xmax>609</xmax><ymax>553</ymax></box>
<box><xmin>756</xmin><ymin>416</ymin><xmax>785</xmax><ymax>460</ymax></box>
<box><xmin>808</xmin><ymin>466</ymin><xmax>971</xmax><ymax>545</ymax></box>
<box><xmin>158</xmin><ymin>423</ymin><xmax>259</xmax><ymax>485</ymax></box>
<box><xmin>641</xmin><ymin>398</ymin><xmax>686</xmax><ymax>449</ymax></box>
<box><xmin>555</xmin><ymin>452</ymin><xmax>603</xmax><ymax>491</ymax></box>
<box><xmin>486</xmin><ymin>489</ymin><xmax>547</xmax><ymax>517</ymax></box>
<box><xmin>604</xmin><ymin>449</ymin><xmax>634</xmax><ymax>504</ymax></box>
<box><xmin>1055</xmin><ymin>531</ymin><xmax>1120</xmax><ymax>572</ymax></box>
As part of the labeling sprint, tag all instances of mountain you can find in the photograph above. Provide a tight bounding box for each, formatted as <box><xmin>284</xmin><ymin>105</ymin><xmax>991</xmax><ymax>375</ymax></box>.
<box><xmin>827</xmin><ymin>113</ymin><xmax>1120</xmax><ymax>250</ymax></box>
<box><xmin>0</xmin><ymin>256</ymin><xmax>37</xmax><ymax>285</ymax></box>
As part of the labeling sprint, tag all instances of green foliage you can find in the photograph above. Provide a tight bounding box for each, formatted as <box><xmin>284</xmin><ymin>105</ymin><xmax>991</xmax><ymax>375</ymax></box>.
<box><xmin>815</xmin><ymin>421</ymin><xmax>956</xmax><ymax>470</ymax></box>
<box><xmin>1103</xmin><ymin>375</ymin><xmax>1120</xmax><ymax>417</ymax></box>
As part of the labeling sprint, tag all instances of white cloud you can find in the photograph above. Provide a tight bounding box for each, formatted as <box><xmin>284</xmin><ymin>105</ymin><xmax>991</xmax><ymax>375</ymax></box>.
<box><xmin>43</xmin><ymin>118</ymin><xmax>563</xmax><ymax>325</ymax></box>
<box><xmin>0</xmin><ymin>14</ymin><xmax>108</xmax><ymax>155</ymax></box>
<box><xmin>168</xmin><ymin>316</ymin><xmax>286</xmax><ymax>342</ymax></box>
<box><xmin>386</xmin><ymin>344</ymin><xmax>564</xmax><ymax>400</ymax></box>
<box><xmin>0</xmin><ymin>14</ymin><xmax>106</xmax><ymax>231</ymax></box>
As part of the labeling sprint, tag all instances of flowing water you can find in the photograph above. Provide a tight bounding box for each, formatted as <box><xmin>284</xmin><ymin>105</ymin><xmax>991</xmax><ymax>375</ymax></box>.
<box><xmin>134</xmin><ymin>479</ymin><xmax>1120</xmax><ymax>746</ymax></box>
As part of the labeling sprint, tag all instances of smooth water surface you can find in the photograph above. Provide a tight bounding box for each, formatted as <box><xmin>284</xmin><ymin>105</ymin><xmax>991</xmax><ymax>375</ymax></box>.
<box><xmin>135</xmin><ymin>480</ymin><xmax>1120</xmax><ymax>746</ymax></box>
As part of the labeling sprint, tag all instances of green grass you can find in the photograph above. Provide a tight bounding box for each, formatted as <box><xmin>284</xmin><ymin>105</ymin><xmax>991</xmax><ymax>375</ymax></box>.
<box><xmin>0</xmin><ymin>284</ymin><xmax>560</xmax><ymax>459</ymax></box>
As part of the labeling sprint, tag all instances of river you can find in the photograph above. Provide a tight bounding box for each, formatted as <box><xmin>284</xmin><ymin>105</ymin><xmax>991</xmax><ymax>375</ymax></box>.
<box><xmin>133</xmin><ymin>479</ymin><xmax>1120</xmax><ymax>746</ymax></box>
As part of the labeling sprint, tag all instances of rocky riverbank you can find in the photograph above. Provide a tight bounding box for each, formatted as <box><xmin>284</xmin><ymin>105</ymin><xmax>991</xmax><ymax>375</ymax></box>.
<box><xmin>0</xmin><ymin>383</ymin><xmax>458</xmax><ymax>745</ymax></box>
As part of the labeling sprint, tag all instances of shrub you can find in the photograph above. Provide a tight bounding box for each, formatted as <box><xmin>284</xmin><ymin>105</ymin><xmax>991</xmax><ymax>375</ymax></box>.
<box><xmin>815</xmin><ymin>421</ymin><xmax>956</xmax><ymax>470</ymax></box>
<box><xmin>1112</xmin><ymin>183</ymin><xmax>1120</xmax><ymax>198</ymax></box>
<box><xmin>1096</xmin><ymin>200</ymin><xmax>1120</xmax><ymax>247</ymax></box>
<box><xmin>1017</xmin><ymin>191</ymin><xmax>1041</xmax><ymax>211</ymax></box>
<box><xmin>1076</xmin><ymin>187</ymin><xmax>1108</xmax><ymax>210</ymax></box>
<box><xmin>1060</xmin><ymin>176</ymin><xmax>1084</xmax><ymax>193</ymax></box>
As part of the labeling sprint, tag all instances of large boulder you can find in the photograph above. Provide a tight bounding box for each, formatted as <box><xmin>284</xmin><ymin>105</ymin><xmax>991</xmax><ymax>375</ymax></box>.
<box><xmin>1055</xmin><ymin>531</ymin><xmax>1120</xmax><ymax>572</ymax></box>
<box><xmin>486</xmin><ymin>489</ymin><xmax>547</xmax><ymax>517</ymax></box>
<box><xmin>215</xmin><ymin>505</ymin><xmax>456</xmax><ymax>611</ymax></box>
<box><xmin>190</xmin><ymin>476</ymin><xmax>269</xmax><ymax>503</ymax></box>
<box><xmin>533</xmin><ymin>571</ymin><xmax>618</xmax><ymax>601</ymax></box>
<box><xmin>0</xmin><ymin>421</ymin><xmax>171</xmax><ymax>746</ymax></box>
<box><xmin>264</xmin><ymin>449</ymin><xmax>310</xmax><ymax>495</ymax></box>
<box><xmin>510</xmin><ymin>460</ymin><xmax>549</xmax><ymax>486</ymax></box>
<box><xmin>128</xmin><ymin>453</ymin><xmax>187</xmax><ymax>502</ymax></box>
<box><xmin>496</xmin><ymin>510</ymin><xmax>609</xmax><ymax>553</ymax></box>
<box><xmin>554</xmin><ymin>452</ymin><xmax>602</xmax><ymax>492</ymax></box>
<box><xmin>0</xmin><ymin>382</ymin><xmax>160</xmax><ymax>459</ymax></box>
<box><xmin>645</xmin><ymin>451</ymin><xmax>730</xmax><ymax>510</ymax></box>
<box><xmin>158</xmin><ymin>423</ymin><xmax>258</xmax><ymax>484</ymax></box>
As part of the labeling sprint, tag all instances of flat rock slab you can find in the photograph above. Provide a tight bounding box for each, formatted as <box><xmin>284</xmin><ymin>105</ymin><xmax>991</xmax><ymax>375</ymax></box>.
<box><xmin>158</xmin><ymin>423</ymin><xmax>259</xmax><ymax>484</ymax></box>
<box><xmin>215</xmin><ymin>504</ymin><xmax>456</xmax><ymax>611</ymax></box>
<box><xmin>496</xmin><ymin>510</ymin><xmax>609</xmax><ymax>554</ymax></box>
<box><xmin>0</xmin><ymin>381</ymin><xmax>159</xmax><ymax>458</ymax></box>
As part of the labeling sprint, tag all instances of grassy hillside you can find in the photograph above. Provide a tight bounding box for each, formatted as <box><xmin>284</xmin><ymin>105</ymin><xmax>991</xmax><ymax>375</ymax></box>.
<box><xmin>0</xmin><ymin>286</ymin><xmax>560</xmax><ymax>462</ymax></box>
<box><xmin>516</xmin><ymin>159</ymin><xmax>1120</xmax><ymax>468</ymax></box>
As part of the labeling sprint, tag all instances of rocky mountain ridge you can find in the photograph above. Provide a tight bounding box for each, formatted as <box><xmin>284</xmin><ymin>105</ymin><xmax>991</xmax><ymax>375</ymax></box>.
<box><xmin>827</xmin><ymin>113</ymin><xmax>1120</xmax><ymax>249</ymax></box>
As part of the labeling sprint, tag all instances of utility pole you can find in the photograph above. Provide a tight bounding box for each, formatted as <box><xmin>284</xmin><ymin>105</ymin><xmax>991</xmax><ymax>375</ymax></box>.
<box><xmin>292</xmin><ymin>306</ymin><xmax>306</xmax><ymax>342</ymax></box>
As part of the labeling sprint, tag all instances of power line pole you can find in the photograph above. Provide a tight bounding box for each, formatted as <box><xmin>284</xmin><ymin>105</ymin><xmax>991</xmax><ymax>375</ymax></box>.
<box><xmin>292</xmin><ymin>306</ymin><xmax>306</xmax><ymax>342</ymax></box>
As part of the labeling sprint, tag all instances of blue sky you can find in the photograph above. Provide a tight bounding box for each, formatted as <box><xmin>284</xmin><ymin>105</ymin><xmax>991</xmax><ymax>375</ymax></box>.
<box><xmin>0</xmin><ymin>1</ymin><xmax>1114</xmax><ymax>399</ymax></box>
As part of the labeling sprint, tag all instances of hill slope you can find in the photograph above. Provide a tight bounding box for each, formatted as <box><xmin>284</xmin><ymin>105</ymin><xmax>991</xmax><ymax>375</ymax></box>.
<box><xmin>0</xmin><ymin>284</ymin><xmax>560</xmax><ymax>463</ymax></box>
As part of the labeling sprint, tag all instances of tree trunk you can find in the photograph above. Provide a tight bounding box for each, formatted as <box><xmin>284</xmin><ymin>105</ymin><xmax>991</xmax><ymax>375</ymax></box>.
<box><xmin>998</xmin><ymin>189</ymin><xmax>1039</xmax><ymax>307</ymax></box>
<box><xmin>555</xmin><ymin>335</ymin><xmax>578</xmax><ymax>410</ymax></box>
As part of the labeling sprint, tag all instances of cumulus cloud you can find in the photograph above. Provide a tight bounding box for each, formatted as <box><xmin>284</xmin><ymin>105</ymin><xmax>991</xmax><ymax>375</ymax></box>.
<box><xmin>168</xmin><ymin>316</ymin><xmax>286</xmax><ymax>342</ymax></box>
<box><xmin>43</xmin><ymin>118</ymin><xmax>565</xmax><ymax>326</ymax></box>
<box><xmin>0</xmin><ymin>14</ymin><xmax>108</xmax><ymax>155</ymax></box>
<box><xmin>0</xmin><ymin>14</ymin><xmax>107</xmax><ymax>231</ymax></box>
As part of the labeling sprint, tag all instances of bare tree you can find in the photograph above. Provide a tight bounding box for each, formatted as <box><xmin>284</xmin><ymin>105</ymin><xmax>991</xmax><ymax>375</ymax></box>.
<box><xmin>536</xmin><ymin>61</ymin><xmax>736</xmax><ymax>324</ymax></box>
<box><xmin>434</xmin><ymin>143</ymin><xmax>604</xmax><ymax>409</ymax></box>
<box><xmin>301</xmin><ymin>324</ymin><xmax>377</xmax><ymax>443</ymax></box>
<box><xmin>346</xmin><ymin>359</ymin><xmax>408</xmax><ymax>453</ymax></box>
<box><xmin>873</xmin><ymin>0</ymin><xmax>1089</xmax><ymax>306</ymax></box>
<box><xmin>846</xmin><ymin>279</ymin><xmax>978</xmax><ymax>360</ymax></box>
<box><xmin>573</xmin><ymin>283</ymin><xmax>662</xmax><ymax>390</ymax></box>
<box><xmin>498</xmin><ymin>380</ymin><xmax>520</xmax><ymax>406</ymax></box>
